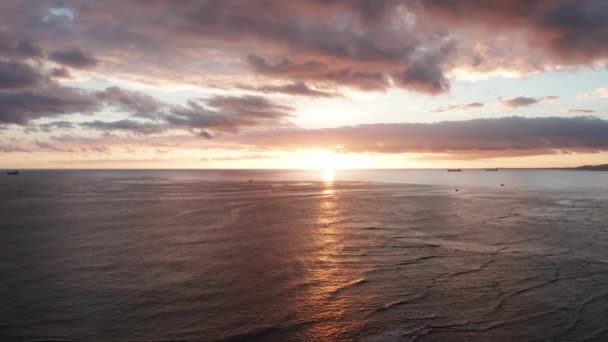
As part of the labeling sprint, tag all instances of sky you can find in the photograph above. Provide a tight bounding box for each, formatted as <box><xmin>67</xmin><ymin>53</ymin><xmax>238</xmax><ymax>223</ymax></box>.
<box><xmin>1</xmin><ymin>0</ymin><xmax>608</xmax><ymax>169</ymax></box>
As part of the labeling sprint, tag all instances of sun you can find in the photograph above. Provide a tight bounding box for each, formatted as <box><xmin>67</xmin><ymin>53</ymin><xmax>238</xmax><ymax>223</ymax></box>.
<box><xmin>293</xmin><ymin>149</ymin><xmax>339</xmax><ymax>170</ymax></box>
<box><xmin>290</xmin><ymin>149</ymin><xmax>370</xmax><ymax>181</ymax></box>
<box><xmin>293</xmin><ymin>149</ymin><xmax>371</xmax><ymax>169</ymax></box>
<box><xmin>323</xmin><ymin>167</ymin><xmax>335</xmax><ymax>182</ymax></box>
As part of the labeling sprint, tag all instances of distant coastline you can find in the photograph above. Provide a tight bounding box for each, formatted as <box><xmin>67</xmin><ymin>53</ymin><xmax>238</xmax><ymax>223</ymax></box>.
<box><xmin>571</xmin><ymin>164</ymin><xmax>608</xmax><ymax>171</ymax></box>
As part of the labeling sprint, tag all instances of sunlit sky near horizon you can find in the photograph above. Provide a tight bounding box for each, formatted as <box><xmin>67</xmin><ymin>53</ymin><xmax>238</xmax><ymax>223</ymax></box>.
<box><xmin>1</xmin><ymin>1</ymin><xmax>608</xmax><ymax>169</ymax></box>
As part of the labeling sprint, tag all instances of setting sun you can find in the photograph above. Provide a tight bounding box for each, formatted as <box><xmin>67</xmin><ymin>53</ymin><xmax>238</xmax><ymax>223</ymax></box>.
<box><xmin>322</xmin><ymin>167</ymin><xmax>334</xmax><ymax>182</ymax></box>
<box><xmin>289</xmin><ymin>149</ymin><xmax>370</xmax><ymax>181</ymax></box>
<box><xmin>291</xmin><ymin>149</ymin><xmax>371</xmax><ymax>171</ymax></box>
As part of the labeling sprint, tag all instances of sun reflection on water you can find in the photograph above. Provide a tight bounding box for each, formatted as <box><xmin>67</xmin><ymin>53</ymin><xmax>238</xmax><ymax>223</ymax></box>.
<box><xmin>296</xmin><ymin>180</ymin><xmax>367</xmax><ymax>339</ymax></box>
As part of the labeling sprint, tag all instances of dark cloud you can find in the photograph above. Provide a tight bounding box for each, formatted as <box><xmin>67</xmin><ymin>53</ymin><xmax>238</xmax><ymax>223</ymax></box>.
<box><xmin>0</xmin><ymin>85</ymin><xmax>99</xmax><ymax>124</ymax></box>
<box><xmin>420</xmin><ymin>0</ymin><xmax>608</xmax><ymax>64</ymax></box>
<box><xmin>394</xmin><ymin>59</ymin><xmax>448</xmax><ymax>94</ymax></box>
<box><xmin>81</xmin><ymin>119</ymin><xmax>167</xmax><ymax>135</ymax></box>
<box><xmin>0</xmin><ymin>60</ymin><xmax>43</xmax><ymax>89</ymax></box>
<box><xmin>0</xmin><ymin>78</ymin><xmax>293</xmax><ymax>134</ymax></box>
<box><xmin>0</xmin><ymin>0</ymin><xmax>605</xmax><ymax>96</ymax></box>
<box><xmin>165</xmin><ymin>95</ymin><xmax>291</xmax><ymax>134</ymax></box>
<box><xmin>32</xmin><ymin>2</ymin><xmax>445</xmax><ymax>94</ymax></box>
<box><xmin>48</xmin><ymin>47</ymin><xmax>99</xmax><ymax>69</ymax></box>
<box><xmin>246</xmin><ymin>54</ymin><xmax>326</xmax><ymax>76</ymax></box>
<box><xmin>237</xmin><ymin>81</ymin><xmax>340</xmax><ymax>98</ymax></box>
<box><xmin>393</xmin><ymin>43</ymin><xmax>455</xmax><ymax>94</ymax></box>
<box><xmin>38</xmin><ymin>120</ymin><xmax>75</xmax><ymax>132</ymax></box>
<box><xmin>569</xmin><ymin>109</ymin><xmax>595</xmax><ymax>113</ymax></box>
<box><xmin>80</xmin><ymin>91</ymin><xmax>294</xmax><ymax>135</ymax></box>
<box><xmin>176</xmin><ymin>1</ymin><xmax>416</xmax><ymax>63</ymax></box>
<box><xmin>0</xmin><ymin>30</ymin><xmax>42</xmax><ymax>59</ymax></box>
<box><xmin>432</xmin><ymin>102</ymin><xmax>484</xmax><ymax>113</ymax></box>
<box><xmin>206</xmin><ymin>95</ymin><xmax>293</xmax><ymax>119</ymax></box>
<box><xmin>0</xmin><ymin>0</ymin><xmax>606</xmax><ymax>162</ymax></box>
<box><xmin>500</xmin><ymin>96</ymin><xmax>557</xmax><ymax>107</ymax></box>
<box><xmin>198</xmin><ymin>130</ymin><xmax>214</xmax><ymax>139</ymax></box>
<box><xmin>49</xmin><ymin>67</ymin><xmax>71</xmax><ymax>79</ymax></box>
<box><xmin>246</xmin><ymin>54</ymin><xmax>391</xmax><ymax>91</ymax></box>
<box><xmin>501</xmin><ymin>96</ymin><xmax>540</xmax><ymax>107</ymax></box>
<box><xmin>95</xmin><ymin>86</ymin><xmax>164</xmax><ymax>117</ymax></box>
<box><xmin>465</xmin><ymin>102</ymin><xmax>484</xmax><ymax>109</ymax></box>
<box><xmin>230</xmin><ymin>116</ymin><xmax>608</xmax><ymax>156</ymax></box>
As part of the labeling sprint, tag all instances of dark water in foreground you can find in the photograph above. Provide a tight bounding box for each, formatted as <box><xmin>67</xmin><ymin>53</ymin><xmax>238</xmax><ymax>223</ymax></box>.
<box><xmin>1</xmin><ymin>170</ymin><xmax>608</xmax><ymax>341</ymax></box>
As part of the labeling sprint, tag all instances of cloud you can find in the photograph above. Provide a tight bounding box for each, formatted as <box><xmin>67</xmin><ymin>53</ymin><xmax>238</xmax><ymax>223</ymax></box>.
<box><xmin>53</xmin><ymin>157</ymin><xmax>184</xmax><ymax>164</ymax></box>
<box><xmin>0</xmin><ymin>30</ymin><xmax>42</xmax><ymax>59</ymax></box>
<box><xmin>229</xmin><ymin>116</ymin><xmax>608</xmax><ymax>156</ymax></box>
<box><xmin>0</xmin><ymin>78</ymin><xmax>293</xmax><ymax>135</ymax></box>
<box><xmin>206</xmin><ymin>95</ymin><xmax>292</xmax><ymax>119</ymax></box>
<box><xmin>393</xmin><ymin>43</ymin><xmax>455</xmax><ymax>94</ymax></box>
<box><xmin>246</xmin><ymin>54</ymin><xmax>392</xmax><ymax>91</ymax></box>
<box><xmin>0</xmin><ymin>0</ymin><xmax>606</xmax><ymax>97</ymax></box>
<box><xmin>93</xmin><ymin>88</ymin><xmax>293</xmax><ymax>129</ymax></box>
<box><xmin>49</xmin><ymin>67</ymin><xmax>71</xmax><ymax>79</ymax></box>
<box><xmin>568</xmin><ymin>109</ymin><xmax>595</xmax><ymax>113</ymax></box>
<box><xmin>38</xmin><ymin>120</ymin><xmax>75</xmax><ymax>132</ymax></box>
<box><xmin>34</xmin><ymin>2</ymin><xmax>451</xmax><ymax>94</ymax></box>
<box><xmin>80</xmin><ymin>91</ymin><xmax>294</xmax><ymax>136</ymax></box>
<box><xmin>164</xmin><ymin>96</ymin><xmax>291</xmax><ymax>134</ymax></box>
<box><xmin>1</xmin><ymin>0</ymin><xmax>608</xmax><ymax>163</ymax></box>
<box><xmin>237</xmin><ymin>81</ymin><xmax>340</xmax><ymax>98</ymax></box>
<box><xmin>0</xmin><ymin>0</ymin><xmax>604</xmax><ymax>96</ymax></box>
<box><xmin>0</xmin><ymin>144</ymin><xmax>31</xmax><ymax>153</ymax></box>
<box><xmin>95</xmin><ymin>86</ymin><xmax>164</xmax><ymax>117</ymax></box>
<box><xmin>432</xmin><ymin>102</ymin><xmax>484</xmax><ymax>113</ymax></box>
<box><xmin>246</xmin><ymin>41</ymin><xmax>454</xmax><ymax>94</ymax></box>
<box><xmin>0</xmin><ymin>85</ymin><xmax>99</xmax><ymax>124</ymax></box>
<box><xmin>34</xmin><ymin>140</ymin><xmax>68</xmax><ymax>152</ymax></box>
<box><xmin>394</xmin><ymin>59</ymin><xmax>449</xmax><ymax>94</ymax></box>
<box><xmin>0</xmin><ymin>60</ymin><xmax>43</xmax><ymax>89</ymax></box>
<box><xmin>81</xmin><ymin>119</ymin><xmax>167</xmax><ymax>135</ymax></box>
<box><xmin>463</xmin><ymin>102</ymin><xmax>484</xmax><ymax>109</ymax></box>
<box><xmin>420</xmin><ymin>0</ymin><xmax>608</xmax><ymax>65</ymax></box>
<box><xmin>578</xmin><ymin>87</ymin><xmax>608</xmax><ymax>99</ymax></box>
<box><xmin>500</xmin><ymin>96</ymin><xmax>558</xmax><ymax>107</ymax></box>
<box><xmin>501</xmin><ymin>97</ymin><xmax>539</xmax><ymax>107</ymax></box>
<box><xmin>48</xmin><ymin>47</ymin><xmax>99</xmax><ymax>69</ymax></box>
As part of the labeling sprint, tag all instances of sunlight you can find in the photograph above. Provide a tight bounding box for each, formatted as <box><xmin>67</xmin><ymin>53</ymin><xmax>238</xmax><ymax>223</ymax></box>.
<box><xmin>323</xmin><ymin>167</ymin><xmax>334</xmax><ymax>183</ymax></box>
<box><xmin>291</xmin><ymin>149</ymin><xmax>370</xmax><ymax>171</ymax></box>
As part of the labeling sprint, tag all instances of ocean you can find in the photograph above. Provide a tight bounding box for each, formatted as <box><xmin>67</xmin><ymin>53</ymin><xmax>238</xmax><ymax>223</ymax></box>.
<box><xmin>1</xmin><ymin>169</ymin><xmax>608</xmax><ymax>341</ymax></box>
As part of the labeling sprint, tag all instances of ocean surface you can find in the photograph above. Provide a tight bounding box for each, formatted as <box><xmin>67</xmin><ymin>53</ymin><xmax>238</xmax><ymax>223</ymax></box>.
<box><xmin>1</xmin><ymin>169</ymin><xmax>608</xmax><ymax>341</ymax></box>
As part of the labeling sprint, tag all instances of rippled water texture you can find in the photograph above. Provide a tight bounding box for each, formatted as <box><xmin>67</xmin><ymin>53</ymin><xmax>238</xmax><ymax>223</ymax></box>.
<box><xmin>1</xmin><ymin>170</ymin><xmax>608</xmax><ymax>341</ymax></box>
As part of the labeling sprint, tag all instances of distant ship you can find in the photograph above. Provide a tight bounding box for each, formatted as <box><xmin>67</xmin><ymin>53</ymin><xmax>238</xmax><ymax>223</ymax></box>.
<box><xmin>447</xmin><ymin>169</ymin><xmax>462</xmax><ymax>172</ymax></box>
<box><xmin>485</xmin><ymin>168</ymin><xmax>499</xmax><ymax>171</ymax></box>
<box><xmin>6</xmin><ymin>171</ymin><xmax>18</xmax><ymax>175</ymax></box>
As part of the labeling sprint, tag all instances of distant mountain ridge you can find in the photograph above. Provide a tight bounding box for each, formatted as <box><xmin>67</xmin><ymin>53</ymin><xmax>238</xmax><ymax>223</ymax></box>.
<box><xmin>573</xmin><ymin>164</ymin><xmax>608</xmax><ymax>171</ymax></box>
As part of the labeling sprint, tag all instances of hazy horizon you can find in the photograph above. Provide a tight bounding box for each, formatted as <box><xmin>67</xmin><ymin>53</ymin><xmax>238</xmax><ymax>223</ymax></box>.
<box><xmin>3</xmin><ymin>165</ymin><xmax>604</xmax><ymax>170</ymax></box>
